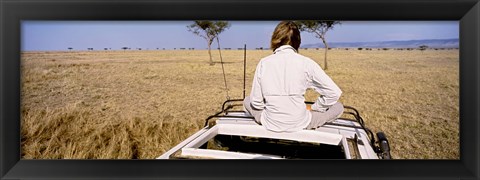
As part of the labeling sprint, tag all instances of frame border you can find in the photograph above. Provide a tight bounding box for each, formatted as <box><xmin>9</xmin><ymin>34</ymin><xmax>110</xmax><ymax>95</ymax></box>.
<box><xmin>1</xmin><ymin>0</ymin><xmax>479</xmax><ymax>179</ymax></box>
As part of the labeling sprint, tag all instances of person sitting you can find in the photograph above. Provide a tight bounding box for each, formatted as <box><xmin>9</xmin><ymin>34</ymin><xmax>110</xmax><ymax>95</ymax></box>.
<box><xmin>243</xmin><ymin>21</ymin><xmax>343</xmax><ymax>132</ymax></box>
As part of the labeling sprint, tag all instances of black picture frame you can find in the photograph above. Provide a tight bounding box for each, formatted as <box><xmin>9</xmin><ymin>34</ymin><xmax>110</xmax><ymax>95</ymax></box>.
<box><xmin>1</xmin><ymin>0</ymin><xmax>479</xmax><ymax>179</ymax></box>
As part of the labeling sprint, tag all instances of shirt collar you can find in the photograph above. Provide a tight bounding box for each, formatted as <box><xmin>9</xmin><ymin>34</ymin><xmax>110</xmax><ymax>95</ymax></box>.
<box><xmin>273</xmin><ymin>45</ymin><xmax>298</xmax><ymax>54</ymax></box>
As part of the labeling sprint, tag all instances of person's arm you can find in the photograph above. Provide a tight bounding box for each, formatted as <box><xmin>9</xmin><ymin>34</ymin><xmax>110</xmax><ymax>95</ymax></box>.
<box><xmin>250</xmin><ymin>61</ymin><xmax>265</xmax><ymax>110</ymax></box>
<box><xmin>308</xmin><ymin>60</ymin><xmax>342</xmax><ymax>112</ymax></box>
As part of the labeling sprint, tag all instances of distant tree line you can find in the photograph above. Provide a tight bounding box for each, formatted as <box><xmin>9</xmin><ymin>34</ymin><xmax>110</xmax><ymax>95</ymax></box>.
<box><xmin>69</xmin><ymin>45</ymin><xmax>452</xmax><ymax>52</ymax></box>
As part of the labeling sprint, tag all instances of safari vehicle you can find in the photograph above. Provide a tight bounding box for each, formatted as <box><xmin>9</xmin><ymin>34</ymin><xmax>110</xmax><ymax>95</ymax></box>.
<box><xmin>158</xmin><ymin>45</ymin><xmax>391</xmax><ymax>159</ymax></box>
<box><xmin>157</xmin><ymin>99</ymin><xmax>392</xmax><ymax>159</ymax></box>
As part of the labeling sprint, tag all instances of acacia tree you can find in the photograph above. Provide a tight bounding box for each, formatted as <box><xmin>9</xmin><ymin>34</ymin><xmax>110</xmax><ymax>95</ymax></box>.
<box><xmin>295</xmin><ymin>21</ymin><xmax>340</xmax><ymax>70</ymax></box>
<box><xmin>187</xmin><ymin>21</ymin><xmax>230</xmax><ymax>65</ymax></box>
<box><xmin>419</xmin><ymin>45</ymin><xmax>428</xmax><ymax>52</ymax></box>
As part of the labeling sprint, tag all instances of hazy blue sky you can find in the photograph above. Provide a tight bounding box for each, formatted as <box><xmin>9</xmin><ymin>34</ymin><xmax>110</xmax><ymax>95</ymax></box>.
<box><xmin>21</xmin><ymin>21</ymin><xmax>458</xmax><ymax>51</ymax></box>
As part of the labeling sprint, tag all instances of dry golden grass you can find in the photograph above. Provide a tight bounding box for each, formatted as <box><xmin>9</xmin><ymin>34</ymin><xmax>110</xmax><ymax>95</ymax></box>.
<box><xmin>21</xmin><ymin>49</ymin><xmax>459</xmax><ymax>159</ymax></box>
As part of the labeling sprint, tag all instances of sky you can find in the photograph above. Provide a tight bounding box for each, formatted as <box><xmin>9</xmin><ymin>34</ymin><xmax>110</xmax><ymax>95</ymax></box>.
<box><xmin>21</xmin><ymin>21</ymin><xmax>459</xmax><ymax>51</ymax></box>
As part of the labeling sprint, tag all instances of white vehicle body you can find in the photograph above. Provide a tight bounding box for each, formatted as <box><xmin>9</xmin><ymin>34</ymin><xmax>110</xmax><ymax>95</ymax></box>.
<box><xmin>158</xmin><ymin>101</ymin><xmax>391</xmax><ymax>159</ymax></box>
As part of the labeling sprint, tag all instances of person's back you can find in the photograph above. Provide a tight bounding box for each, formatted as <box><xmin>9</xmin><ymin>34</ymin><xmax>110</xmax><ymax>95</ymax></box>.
<box><xmin>244</xmin><ymin>21</ymin><xmax>343</xmax><ymax>133</ymax></box>
<box><xmin>256</xmin><ymin>46</ymin><xmax>313</xmax><ymax>132</ymax></box>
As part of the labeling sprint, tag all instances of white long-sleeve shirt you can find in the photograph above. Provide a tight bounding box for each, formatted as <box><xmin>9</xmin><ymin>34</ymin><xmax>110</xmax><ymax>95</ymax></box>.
<box><xmin>250</xmin><ymin>45</ymin><xmax>342</xmax><ymax>132</ymax></box>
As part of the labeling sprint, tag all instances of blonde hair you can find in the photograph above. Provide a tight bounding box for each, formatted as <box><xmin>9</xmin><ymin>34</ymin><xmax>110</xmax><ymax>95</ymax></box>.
<box><xmin>270</xmin><ymin>21</ymin><xmax>301</xmax><ymax>51</ymax></box>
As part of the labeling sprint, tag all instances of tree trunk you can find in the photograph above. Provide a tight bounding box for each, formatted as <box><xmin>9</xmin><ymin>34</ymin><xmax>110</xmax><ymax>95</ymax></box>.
<box><xmin>207</xmin><ymin>40</ymin><xmax>214</xmax><ymax>65</ymax></box>
<box><xmin>322</xmin><ymin>39</ymin><xmax>328</xmax><ymax>70</ymax></box>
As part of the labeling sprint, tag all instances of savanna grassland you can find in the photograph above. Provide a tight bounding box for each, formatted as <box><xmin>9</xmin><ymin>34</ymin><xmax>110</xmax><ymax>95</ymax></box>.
<box><xmin>21</xmin><ymin>48</ymin><xmax>459</xmax><ymax>159</ymax></box>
